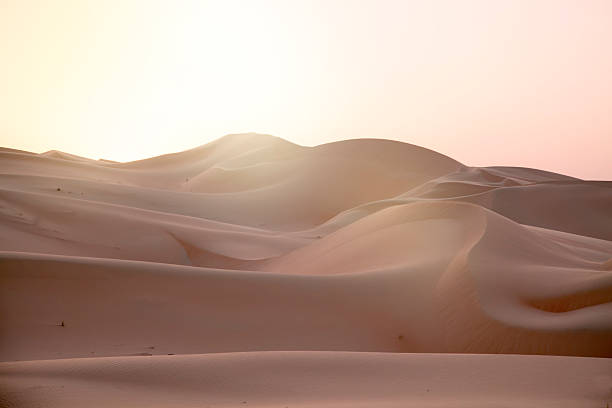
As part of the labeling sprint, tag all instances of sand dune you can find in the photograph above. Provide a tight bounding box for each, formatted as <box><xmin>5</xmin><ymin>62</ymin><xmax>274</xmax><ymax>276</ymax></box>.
<box><xmin>1</xmin><ymin>203</ymin><xmax>610</xmax><ymax>360</ymax></box>
<box><xmin>2</xmin><ymin>352</ymin><xmax>610</xmax><ymax>408</ymax></box>
<box><xmin>0</xmin><ymin>134</ymin><xmax>610</xmax><ymax>406</ymax></box>
<box><xmin>0</xmin><ymin>186</ymin><xmax>305</xmax><ymax>267</ymax></box>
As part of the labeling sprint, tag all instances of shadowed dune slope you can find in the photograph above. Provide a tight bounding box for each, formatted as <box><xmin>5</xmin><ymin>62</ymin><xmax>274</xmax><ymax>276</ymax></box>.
<box><xmin>312</xmin><ymin>169</ymin><xmax>612</xmax><ymax>241</ymax></box>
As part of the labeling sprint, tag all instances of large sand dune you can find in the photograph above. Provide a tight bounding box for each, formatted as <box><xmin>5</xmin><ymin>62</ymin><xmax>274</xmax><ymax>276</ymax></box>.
<box><xmin>1</xmin><ymin>133</ymin><xmax>610</xmax><ymax>406</ymax></box>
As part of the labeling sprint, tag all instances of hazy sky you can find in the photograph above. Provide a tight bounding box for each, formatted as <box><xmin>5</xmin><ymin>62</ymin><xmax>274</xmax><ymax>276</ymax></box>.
<box><xmin>1</xmin><ymin>0</ymin><xmax>611</xmax><ymax>179</ymax></box>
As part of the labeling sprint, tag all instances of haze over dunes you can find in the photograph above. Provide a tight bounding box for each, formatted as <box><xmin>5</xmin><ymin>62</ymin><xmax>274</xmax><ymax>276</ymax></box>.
<box><xmin>3</xmin><ymin>1</ymin><xmax>612</xmax><ymax>179</ymax></box>
<box><xmin>0</xmin><ymin>133</ymin><xmax>611</xmax><ymax>407</ymax></box>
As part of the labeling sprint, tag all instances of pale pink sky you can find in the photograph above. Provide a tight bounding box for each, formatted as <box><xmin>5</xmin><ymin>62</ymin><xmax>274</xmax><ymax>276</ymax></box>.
<box><xmin>1</xmin><ymin>0</ymin><xmax>611</xmax><ymax>179</ymax></box>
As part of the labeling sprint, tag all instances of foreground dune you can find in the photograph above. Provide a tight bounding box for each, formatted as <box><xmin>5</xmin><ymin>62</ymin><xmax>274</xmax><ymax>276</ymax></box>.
<box><xmin>0</xmin><ymin>134</ymin><xmax>610</xmax><ymax>406</ymax></box>
<box><xmin>2</xmin><ymin>352</ymin><xmax>611</xmax><ymax>408</ymax></box>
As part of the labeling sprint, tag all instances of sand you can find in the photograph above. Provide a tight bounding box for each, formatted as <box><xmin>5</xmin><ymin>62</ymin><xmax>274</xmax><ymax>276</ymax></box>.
<box><xmin>2</xmin><ymin>352</ymin><xmax>610</xmax><ymax>408</ymax></box>
<box><xmin>1</xmin><ymin>133</ymin><xmax>610</xmax><ymax>407</ymax></box>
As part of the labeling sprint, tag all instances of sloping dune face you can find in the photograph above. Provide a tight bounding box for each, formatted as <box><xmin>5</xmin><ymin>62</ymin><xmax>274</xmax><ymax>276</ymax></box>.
<box><xmin>0</xmin><ymin>134</ymin><xmax>611</xmax><ymax>407</ymax></box>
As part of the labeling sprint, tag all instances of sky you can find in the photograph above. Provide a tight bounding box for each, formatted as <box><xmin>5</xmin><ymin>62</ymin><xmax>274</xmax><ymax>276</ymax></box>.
<box><xmin>1</xmin><ymin>0</ymin><xmax>611</xmax><ymax>179</ymax></box>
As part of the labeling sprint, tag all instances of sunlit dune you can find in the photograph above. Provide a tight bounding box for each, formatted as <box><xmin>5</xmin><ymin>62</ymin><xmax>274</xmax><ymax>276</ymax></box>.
<box><xmin>0</xmin><ymin>134</ymin><xmax>610</xmax><ymax>407</ymax></box>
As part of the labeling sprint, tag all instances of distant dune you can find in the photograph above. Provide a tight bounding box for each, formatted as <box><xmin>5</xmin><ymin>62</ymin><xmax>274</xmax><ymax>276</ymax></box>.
<box><xmin>1</xmin><ymin>133</ymin><xmax>610</xmax><ymax>407</ymax></box>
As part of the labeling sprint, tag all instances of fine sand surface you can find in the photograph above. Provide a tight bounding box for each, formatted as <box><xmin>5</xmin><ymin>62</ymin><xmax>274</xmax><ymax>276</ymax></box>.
<box><xmin>2</xmin><ymin>352</ymin><xmax>611</xmax><ymax>408</ymax></box>
<box><xmin>1</xmin><ymin>133</ymin><xmax>611</xmax><ymax>407</ymax></box>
